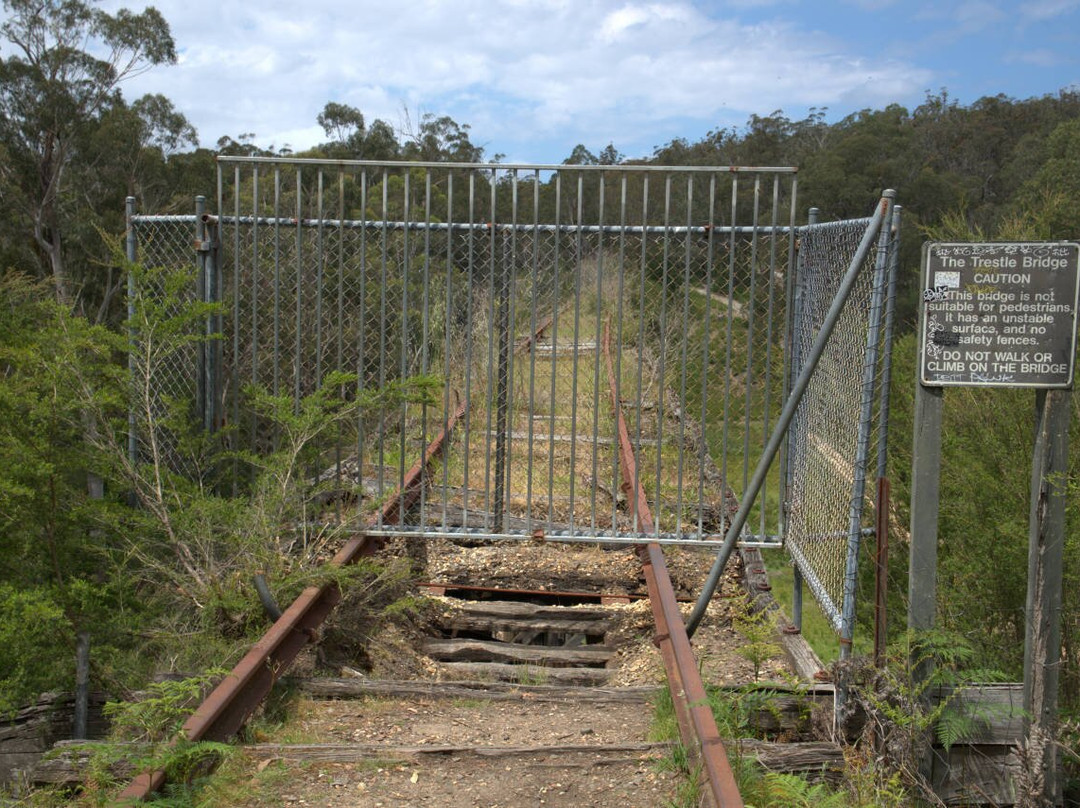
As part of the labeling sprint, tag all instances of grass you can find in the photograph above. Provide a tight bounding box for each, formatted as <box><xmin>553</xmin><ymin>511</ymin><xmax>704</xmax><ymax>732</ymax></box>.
<box><xmin>648</xmin><ymin>682</ymin><xmax>857</xmax><ymax>807</ymax></box>
<box><xmin>759</xmin><ymin>548</ymin><xmax>872</xmax><ymax>662</ymax></box>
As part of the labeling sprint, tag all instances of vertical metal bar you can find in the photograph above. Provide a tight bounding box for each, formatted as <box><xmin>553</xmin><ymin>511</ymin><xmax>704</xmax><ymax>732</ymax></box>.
<box><xmin>194</xmin><ymin>195</ymin><xmax>211</xmax><ymax>431</ymax></box>
<box><xmin>462</xmin><ymin>173</ymin><xmax>477</xmax><ymax>524</ymax></box>
<box><xmin>632</xmin><ymin>176</ymin><xmax>650</xmax><ymax>535</ymax></box>
<box><xmin>504</xmin><ymin>170</ymin><xmax>519</xmax><ymax>527</ymax></box>
<box><xmin>568</xmin><ymin>172</ymin><xmax>585</xmax><ymax>533</ymax></box>
<box><xmin>612</xmin><ymin>174</ymin><xmax>629</xmax><ymax>534</ymax></box>
<box><xmin>758</xmin><ymin>175</ymin><xmax>781</xmax><ymax>537</ymax></box>
<box><xmin>876</xmin><ymin>206</ymin><xmax>902</xmax><ymax>481</ymax></box>
<box><xmin>493</xmin><ymin>171</ymin><xmax>513</xmax><ymax>534</ymax></box>
<box><xmin>696</xmin><ymin>175</ymin><xmax>718</xmax><ymax>536</ymax></box>
<box><xmin>676</xmin><ymin>176</ymin><xmax>696</xmax><ymax>535</ymax></box>
<box><xmin>874</xmin><ymin>477</ymin><xmax>890</xmax><ymax>667</ymax></box>
<box><xmin>420</xmin><ymin>170</ymin><xmax>433</xmax><ymax>526</ymax></box>
<box><xmin>546</xmin><ymin>173</ymin><xmax>562</xmax><ymax>527</ymax></box>
<box><xmin>483</xmin><ymin>174</ymin><xmax>498</xmax><ymax>528</ymax></box>
<box><xmin>273</xmin><ymin>169</ymin><xmax>282</xmax><ymax>402</ymax></box>
<box><xmin>839</xmin><ymin>190</ymin><xmax>895</xmax><ymax>657</ymax></box>
<box><xmin>356</xmin><ymin>169</ymin><xmax>368</xmax><ymax>504</ymax></box>
<box><xmin>720</xmin><ymin>176</ymin><xmax>738</xmax><ymax>501</ymax></box>
<box><xmin>125</xmin><ymin>196</ymin><xmax>138</xmax><ymax>469</ymax></box>
<box><xmin>742</xmin><ymin>177</ymin><xmax>762</xmax><ymax>496</ymax></box>
<box><xmin>316</xmin><ymin>170</ymin><xmax>325</xmax><ymax>389</ymax></box>
<box><xmin>398</xmin><ymin>170</ymin><xmax>411</xmax><ymax>523</ymax></box>
<box><xmin>336</xmin><ymin>171</ymin><xmax>345</xmax><ymax>486</ymax></box>
<box><xmin>207</xmin><ymin>211</ymin><xmax>221</xmax><ymax>435</ymax></box>
<box><xmin>377</xmin><ymin>170</ymin><xmax>389</xmax><ymax>522</ymax></box>
<box><xmin>294</xmin><ymin>169</ymin><xmax>303</xmax><ymax>412</ymax></box>
<box><xmin>526</xmin><ymin>170</ymin><xmax>541</xmax><ymax>531</ymax></box>
<box><xmin>590</xmin><ymin>173</ymin><xmax>605</xmax><ymax>532</ymax></box>
<box><xmin>653</xmin><ymin>176</ymin><xmax>672</xmax><ymax>538</ymax></box>
<box><xmin>250</xmin><ymin>167</ymin><xmax>260</xmax><ymax>457</ymax></box>
<box><xmin>234</xmin><ymin>164</ymin><xmax>244</xmax><ymax>486</ymax></box>
<box><xmin>788</xmin><ymin>205</ymin><xmax>809</xmax><ymax>614</ymax></box>
<box><xmin>441</xmin><ymin>172</ymin><xmax>455</xmax><ymax>530</ymax></box>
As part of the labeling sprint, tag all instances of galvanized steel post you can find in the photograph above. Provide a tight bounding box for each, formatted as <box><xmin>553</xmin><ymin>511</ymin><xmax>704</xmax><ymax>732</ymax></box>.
<box><xmin>839</xmin><ymin>190</ymin><xmax>896</xmax><ymax>656</ymax></box>
<box><xmin>126</xmin><ymin>197</ymin><xmax>138</xmax><ymax>469</ymax></box>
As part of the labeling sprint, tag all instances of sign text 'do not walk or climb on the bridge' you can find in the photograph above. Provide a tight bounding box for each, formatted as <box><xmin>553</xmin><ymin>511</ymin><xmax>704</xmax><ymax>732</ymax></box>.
<box><xmin>920</xmin><ymin>242</ymin><xmax>1080</xmax><ymax>388</ymax></box>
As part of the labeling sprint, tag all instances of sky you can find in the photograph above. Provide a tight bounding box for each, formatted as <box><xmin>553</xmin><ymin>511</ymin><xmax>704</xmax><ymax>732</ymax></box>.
<box><xmin>42</xmin><ymin>0</ymin><xmax>1080</xmax><ymax>164</ymax></box>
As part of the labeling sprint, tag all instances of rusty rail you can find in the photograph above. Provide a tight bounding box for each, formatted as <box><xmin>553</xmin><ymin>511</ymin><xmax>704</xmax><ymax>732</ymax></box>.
<box><xmin>112</xmin><ymin>397</ymin><xmax>467</xmax><ymax>805</ymax></box>
<box><xmin>602</xmin><ymin>321</ymin><xmax>744</xmax><ymax>808</ymax></box>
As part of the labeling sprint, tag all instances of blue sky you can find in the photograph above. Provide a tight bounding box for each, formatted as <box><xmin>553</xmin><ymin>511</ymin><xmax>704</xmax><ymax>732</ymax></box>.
<box><xmin>69</xmin><ymin>1</ymin><xmax>1080</xmax><ymax>163</ymax></box>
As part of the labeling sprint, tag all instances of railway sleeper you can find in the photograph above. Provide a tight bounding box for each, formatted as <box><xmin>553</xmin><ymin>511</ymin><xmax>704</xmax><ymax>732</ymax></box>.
<box><xmin>428</xmin><ymin>593</ymin><xmax>619</xmax><ymax>686</ymax></box>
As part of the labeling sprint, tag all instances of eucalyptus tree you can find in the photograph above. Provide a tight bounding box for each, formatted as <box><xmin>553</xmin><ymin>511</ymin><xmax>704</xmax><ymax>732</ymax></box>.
<box><xmin>0</xmin><ymin>0</ymin><xmax>178</xmax><ymax>311</ymax></box>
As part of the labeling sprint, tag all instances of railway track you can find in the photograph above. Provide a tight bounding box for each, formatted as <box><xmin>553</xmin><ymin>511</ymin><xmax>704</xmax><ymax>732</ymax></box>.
<box><xmin>106</xmin><ymin>320</ymin><xmax>763</xmax><ymax>807</ymax></box>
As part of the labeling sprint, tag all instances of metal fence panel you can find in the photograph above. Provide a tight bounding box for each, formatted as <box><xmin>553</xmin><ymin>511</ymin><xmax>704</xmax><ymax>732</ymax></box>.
<box><xmin>127</xmin><ymin>160</ymin><xmax>894</xmax><ymax>643</ymax></box>
<box><xmin>211</xmin><ymin>159</ymin><xmax>801</xmax><ymax>544</ymax></box>
<box><xmin>784</xmin><ymin>204</ymin><xmax>898</xmax><ymax>640</ymax></box>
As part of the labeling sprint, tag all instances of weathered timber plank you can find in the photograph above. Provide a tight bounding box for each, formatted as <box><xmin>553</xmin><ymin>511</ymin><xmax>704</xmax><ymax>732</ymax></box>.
<box><xmin>1</xmin><ymin>692</ymin><xmax>108</xmax><ymax>784</ymax></box>
<box><xmin>292</xmin><ymin>677</ymin><xmax>655</xmax><ymax>702</ymax></box>
<box><xmin>450</xmin><ymin>601</ymin><xmax>613</xmax><ymax>621</ymax></box>
<box><xmin>739</xmin><ymin>739</ymin><xmax>845</xmax><ymax>784</ymax></box>
<box><xmin>241</xmin><ymin>741</ymin><xmax>666</xmax><ymax>760</ymax></box>
<box><xmin>29</xmin><ymin>742</ymin><xmax>134</xmax><ymax>785</ymax></box>
<box><xmin>931</xmin><ymin>744</ymin><xmax>1019</xmax><ymax>806</ymax></box>
<box><xmin>929</xmin><ymin>684</ymin><xmax>1025</xmax><ymax>745</ymax></box>
<box><xmin>440</xmin><ymin>615</ymin><xmax>611</xmax><ymax>636</ymax></box>
<box><xmin>422</xmin><ymin>639</ymin><xmax>612</xmax><ymax>667</ymax></box>
<box><xmin>34</xmin><ymin>738</ymin><xmax>845</xmax><ymax>787</ymax></box>
<box><xmin>438</xmin><ymin>662</ymin><xmax>610</xmax><ymax>686</ymax></box>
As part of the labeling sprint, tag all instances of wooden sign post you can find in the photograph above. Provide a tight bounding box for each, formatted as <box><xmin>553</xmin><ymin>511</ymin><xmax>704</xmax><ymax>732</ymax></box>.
<box><xmin>911</xmin><ymin>242</ymin><xmax>1078</xmax><ymax>805</ymax></box>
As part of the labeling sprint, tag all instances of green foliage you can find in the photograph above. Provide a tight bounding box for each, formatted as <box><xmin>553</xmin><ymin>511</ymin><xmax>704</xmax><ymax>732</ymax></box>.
<box><xmin>732</xmin><ymin>599</ymin><xmax>782</xmax><ymax>681</ymax></box>
<box><xmin>0</xmin><ymin>0</ymin><xmax>182</xmax><ymax>314</ymax></box>
<box><xmin>743</xmin><ymin>772</ymin><xmax>850</xmax><ymax>808</ymax></box>
<box><xmin>104</xmin><ymin>669</ymin><xmax>226</xmax><ymax>744</ymax></box>
<box><xmin>0</xmin><ymin>274</ymin><xmax>143</xmax><ymax>700</ymax></box>
<box><xmin>0</xmin><ymin>586</ymin><xmax>73</xmax><ymax>715</ymax></box>
<box><xmin>651</xmin><ymin>683</ymin><xmax>881</xmax><ymax>806</ymax></box>
<box><xmin>840</xmin><ymin>629</ymin><xmax>1007</xmax><ymax>802</ymax></box>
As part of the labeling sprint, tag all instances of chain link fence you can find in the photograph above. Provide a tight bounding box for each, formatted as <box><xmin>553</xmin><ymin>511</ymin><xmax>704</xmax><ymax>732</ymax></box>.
<box><xmin>127</xmin><ymin>160</ymin><xmax>896</xmax><ymax>643</ymax></box>
<box><xmin>784</xmin><ymin>201</ymin><xmax>900</xmax><ymax>642</ymax></box>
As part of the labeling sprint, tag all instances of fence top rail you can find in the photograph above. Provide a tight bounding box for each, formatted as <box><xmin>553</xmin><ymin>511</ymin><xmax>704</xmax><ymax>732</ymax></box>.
<box><xmin>130</xmin><ymin>212</ymin><xmax>870</xmax><ymax>235</ymax></box>
<box><xmin>216</xmin><ymin>155</ymin><xmax>800</xmax><ymax>175</ymax></box>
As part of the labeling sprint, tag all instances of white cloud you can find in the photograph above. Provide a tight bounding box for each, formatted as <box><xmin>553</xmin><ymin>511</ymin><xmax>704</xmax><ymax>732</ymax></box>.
<box><xmin>5</xmin><ymin>0</ymin><xmax>1069</xmax><ymax>162</ymax></box>
<box><xmin>1020</xmin><ymin>0</ymin><xmax>1080</xmax><ymax>20</ymax></box>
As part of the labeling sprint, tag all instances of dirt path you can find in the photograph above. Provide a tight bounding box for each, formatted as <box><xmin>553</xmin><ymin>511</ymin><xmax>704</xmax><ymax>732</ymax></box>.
<box><xmin>228</xmin><ymin>542</ymin><xmax>792</xmax><ymax>807</ymax></box>
<box><xmin>236</xmin><ymin>693</ymin><xmax>681</xmax><ymax>807</ymax></box>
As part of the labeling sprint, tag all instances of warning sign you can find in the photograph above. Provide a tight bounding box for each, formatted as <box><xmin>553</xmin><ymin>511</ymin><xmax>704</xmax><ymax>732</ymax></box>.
<box><xmin>920</xmin><ymin>242</ymin><xmax>1080</xmax><ymax>388</ymax></box>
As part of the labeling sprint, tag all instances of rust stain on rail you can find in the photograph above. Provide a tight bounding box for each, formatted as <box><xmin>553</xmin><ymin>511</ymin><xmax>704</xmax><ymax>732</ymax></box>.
<box><xmin>602</xmin><ymin>321</ymin><xmax>744</xmax><ymax>808</ymax></box>
<box><xmin>113</xmin><ymin>397</ymin><xmax>467</xmax><ymax>805</ymax></box>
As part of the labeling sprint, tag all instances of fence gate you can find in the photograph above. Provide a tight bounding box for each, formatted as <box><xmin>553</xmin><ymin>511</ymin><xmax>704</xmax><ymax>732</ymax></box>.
<box><xmin>127</xmin><ymin>158</ymin><xmax>897</xmax><ymax>647</ymax></box>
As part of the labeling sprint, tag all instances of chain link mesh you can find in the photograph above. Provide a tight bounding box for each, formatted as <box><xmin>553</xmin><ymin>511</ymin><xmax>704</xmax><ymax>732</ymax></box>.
<box><xmin>785</xmin><ymin>214</ymin><xmax>894</xmax><ymax>634</ymax></box>
<box><xmin>144</xmin><ymin>162</ymin><xmax>805</xmax><ymax>545</ymax></box>
<box><xmin>127</xmin><ymin>215</ymin><xmax>206</xmax><ymax>479</ymax></box>
<box><xmin>128</xmin><ymin>164</ymin><xmax>894</xmax><ymax>642</ymax></box>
